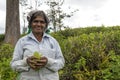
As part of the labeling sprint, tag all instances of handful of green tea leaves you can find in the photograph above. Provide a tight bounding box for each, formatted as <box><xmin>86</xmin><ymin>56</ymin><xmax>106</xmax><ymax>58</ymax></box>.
<box><xmin>31</xmin><ymin>51</ymin><xmax>42</xmax><ymax>71</ymax></box>
<box><xmin>33</xmin><ymin>51</ymin><xmax>42</xmax><ymax>59</ymax></box>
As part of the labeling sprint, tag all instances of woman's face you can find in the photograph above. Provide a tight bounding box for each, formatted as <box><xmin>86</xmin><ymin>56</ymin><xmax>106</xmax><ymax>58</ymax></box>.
<box><xmin>31</xmin><ymin>16</ymin><xmax>46</xmax><ymax>34</ymax></box>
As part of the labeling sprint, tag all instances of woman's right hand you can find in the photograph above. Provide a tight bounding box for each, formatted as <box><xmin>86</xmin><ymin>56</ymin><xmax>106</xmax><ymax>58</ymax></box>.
<box><xmin>26</xmin><ymin>56</ymin><xmax>39</xmax><ymax>70</ymax></box>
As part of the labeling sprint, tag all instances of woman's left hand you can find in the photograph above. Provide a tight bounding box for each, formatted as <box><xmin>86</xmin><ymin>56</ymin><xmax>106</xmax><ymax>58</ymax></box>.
<box><xmin>35</xmin><ymin>56</ymin><xmax>48</xmax><ymax>69</ymax></box>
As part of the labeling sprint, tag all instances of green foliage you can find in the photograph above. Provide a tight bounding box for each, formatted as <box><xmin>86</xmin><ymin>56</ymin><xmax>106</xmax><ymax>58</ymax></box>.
<box><xmin>0</xmin><ymin>34</ymin><xmax>5</xmax><ymax>44</ymax></box>
<box><xmin>0</xmin><ymin>58</ymin><xmax>17</xmax><ymax>80</ymax></box>
<box><xmin>53</xmin><ymin>26</ymin><xmax>120</xmax><ymax>39</ymax></box>
<box><xmin>55</xmin><ymin>26</ymin><xmax>120</xmax><ymax>80</ymax></box>
<box><xmin>0</xmin><ymin>44</ymin><xmax>17</xmax><ymax>80</ymax></box>
<box><xmin>0</xmin><ymin>26</ymin><xmax>120</xmax><ymax>80</ymax></box>
<box><xmin>0</xmin><ymin>44</ymin><xmax>14</xmax><ymax>60</ymax></box>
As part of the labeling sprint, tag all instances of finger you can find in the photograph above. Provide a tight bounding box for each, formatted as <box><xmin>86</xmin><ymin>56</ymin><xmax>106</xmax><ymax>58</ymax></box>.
<box><xmin>36</xmin><ymin>59</ymin><xmax>47</xmax><ymax>63</ymax></box>
<box><xmin>29</xmin><ymin>63</ymin><xmax>36</xmax><ymax>69</ymax></box>
<box><xmin>29</xmin><ymin>60</ymin><xmax>37</xmax><ymax>64</ymax></box>
<box><xmin>35</xmin><ymin>61</ymin><xmax>47</xmax><ymax>67</ymax></box>
<box><xmin>40</xmin><ymin>56</ymin><xmax>47</xmax><ymax>59</ymax></box>
<box><xmin>30</xmin><ymin>56</ymin><xmax>38</xmax><ymax>60</ymax></box>
<box><xmin>35</xmin><ymin>63</ymin><xmax>44</xmax><ymax>66</ymax></box>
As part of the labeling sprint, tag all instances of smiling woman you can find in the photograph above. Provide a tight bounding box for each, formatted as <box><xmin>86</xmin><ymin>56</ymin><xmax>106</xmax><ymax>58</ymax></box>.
<box><xmin>10</xmin><ymin>10</ymin><xmax>65</xmax><ymax>80</ymax></box>
<box><xmin>27</xmin><ymin>10</ymin><xmax>49</xmax><ymax>41</ymax></box>
<box><xmin>31</xmin><ymin>16</ymin><xmax>46</xmax><ymax>35</ymax></box>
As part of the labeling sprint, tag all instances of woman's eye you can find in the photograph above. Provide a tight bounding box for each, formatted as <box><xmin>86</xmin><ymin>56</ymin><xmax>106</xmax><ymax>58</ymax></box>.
<box><xmin>33</xmin><ymin>20</ymin><xmax>39</xmax><ymax>23</ymax></box>
<box><xmin>40</xmin><ymin>21</ymin><xmax>45</xmax><ymax>23</ymax></box>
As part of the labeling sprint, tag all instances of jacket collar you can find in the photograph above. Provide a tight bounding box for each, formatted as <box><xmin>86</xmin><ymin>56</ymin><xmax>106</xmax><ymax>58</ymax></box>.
<box><xmin>27</xmin><ymin>32</ymin><xmax>50</xmax><ymax>40</ymax></box>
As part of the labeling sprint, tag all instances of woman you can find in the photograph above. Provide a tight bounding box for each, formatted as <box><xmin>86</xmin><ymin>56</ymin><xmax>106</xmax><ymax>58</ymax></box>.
<box><xmin>10</xmin><ymin>10</ymin><xmax>65</xmax><ymax>80</ymax></box>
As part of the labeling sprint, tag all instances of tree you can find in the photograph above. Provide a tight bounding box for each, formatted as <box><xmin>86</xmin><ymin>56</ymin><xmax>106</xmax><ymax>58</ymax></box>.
<box><xmin>20</xmin><ymin>0</ymin><xmax>29</xmax><ymax>34</ymax></box>
<box><xmin>46</xmin><ymin>0</ymin><xmax>78</xmax><ymax>32</ymax></box>
<box><xmin>4</xmin><ymin>0</ymin><xmax>20</xmax><ymax>47</ymax></box>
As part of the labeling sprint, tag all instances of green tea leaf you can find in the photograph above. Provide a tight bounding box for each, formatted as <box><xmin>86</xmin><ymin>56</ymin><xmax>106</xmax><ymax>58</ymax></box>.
<box><xmin>33</xmin><ymin>51</ymin><xmax>42</xmax><ymax>59</ymax></box>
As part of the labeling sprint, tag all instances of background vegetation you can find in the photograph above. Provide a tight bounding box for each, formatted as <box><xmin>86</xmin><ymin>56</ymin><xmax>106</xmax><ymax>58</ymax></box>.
<box><xmin>0</xmin><ymin>26</ymin><xmax>120</xmax><ymax>80</ymax></box>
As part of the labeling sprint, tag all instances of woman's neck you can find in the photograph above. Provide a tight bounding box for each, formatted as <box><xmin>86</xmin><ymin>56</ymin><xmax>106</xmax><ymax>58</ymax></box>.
<box><xmin>33</xmin><ymin>32</ymin><xmax>43</xmax><ymax>42</ymax></box>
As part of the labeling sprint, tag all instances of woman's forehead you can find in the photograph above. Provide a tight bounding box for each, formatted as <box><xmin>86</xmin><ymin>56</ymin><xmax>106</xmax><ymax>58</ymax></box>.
<box><xmin>34</xmin><ymin>16</ymin><xmax>45</xmax><ymax>20</ymax></box>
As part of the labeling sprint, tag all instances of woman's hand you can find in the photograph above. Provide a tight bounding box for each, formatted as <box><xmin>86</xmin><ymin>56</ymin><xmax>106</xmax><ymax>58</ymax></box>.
<box><xmin>27</xmin><ymin>56</ymin><xmax>48</xmax><ymax>70</ymax></box>
<box><xmin>35</xmin><ymin>56</ymin><xmax>48</xmax><ymax>68</ymax></box>
<box><xmin>26</xmin><ymin>56</ymin><xmax>38</xmax><ymax>70</ymax></box>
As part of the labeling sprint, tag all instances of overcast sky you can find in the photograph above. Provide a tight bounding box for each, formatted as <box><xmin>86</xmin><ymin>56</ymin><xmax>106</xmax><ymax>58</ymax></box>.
<box><xmin>0</xmin><ymin>0</ymin><xmax>120</xmax><ymax>34</ymax></box>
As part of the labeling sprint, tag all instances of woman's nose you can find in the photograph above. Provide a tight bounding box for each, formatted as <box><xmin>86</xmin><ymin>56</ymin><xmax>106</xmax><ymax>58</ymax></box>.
<box><xmin>37</xmin><ymin>21</ymin><xmax>42</xmax><ymax>26</ymax></box>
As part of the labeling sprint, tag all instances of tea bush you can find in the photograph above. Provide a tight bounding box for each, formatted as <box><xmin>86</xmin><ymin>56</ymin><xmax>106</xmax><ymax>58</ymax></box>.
<box><xmin>0</xmin><ymin>34</ymin><xmax>4</xmax><ymax>44</ymax></box>
<box><xmin>0</xmin><ymin>44</ymin><xmax>17</xmax><ymax>80</ymax></box>
<box><xmin>0</xmin><ymin>26</ymin><xmax>120</xmax><ymax>80</ymax></box>
<box><xmin>52</xmin><ymin>26</ymin><xmax>120</xmax><ymax>39</ymax></box>
<box><xmin>58</xmin><ymin>30</ymin><xmax>120</xmax><ymax>80</ymax></box>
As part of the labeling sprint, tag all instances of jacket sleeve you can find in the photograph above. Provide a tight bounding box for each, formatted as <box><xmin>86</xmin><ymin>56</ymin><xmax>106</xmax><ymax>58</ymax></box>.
<box><xmin>45</xmin><ymin>40</ymin><xmax>65</xmax><ymax>72</ymax></box>
<box><xmin>10</xmin><ymin>39</ymin><xmax>29</xmax><ymax>72</ymax></box>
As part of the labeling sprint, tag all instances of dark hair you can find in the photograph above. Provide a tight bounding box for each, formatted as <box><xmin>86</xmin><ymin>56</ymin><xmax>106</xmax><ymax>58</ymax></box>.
<box><xmin>28</xmin><ymin>10</ymin><xmax>49</xmax><ymax>30</ymax></box>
